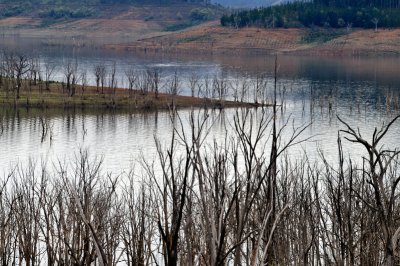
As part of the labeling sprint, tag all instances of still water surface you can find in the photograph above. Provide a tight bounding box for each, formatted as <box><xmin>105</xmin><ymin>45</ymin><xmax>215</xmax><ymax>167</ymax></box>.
<box><xmin>1</xmin><ymin>39</ymin><xmax>400</xmax><ymax>173</ymax></box>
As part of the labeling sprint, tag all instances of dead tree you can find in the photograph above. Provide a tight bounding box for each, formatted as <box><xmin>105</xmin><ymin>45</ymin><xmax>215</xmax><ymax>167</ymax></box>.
<box><xmin>44</xmin><ymin>62</ymin><xmax>56</xmax><ymax>92</ymax></box>
<box><xmin>109</xmin><ymin>61</ymin><xmax>117</xmax><ymax>96</ymax></box>
<box><xmin>13</xmin><ymin>163</ymin><xmax>43</xmax><ymax>266</ymax></box>
<box><xmin>213</xmin><ymin>75</ymin><xmax>229</xmax><ymax>101</ymax></box>
<box><xmin>0</xmin><ymin>173</ymin><xmax>14</xmax><ymax>266</ymax></box>
<box><xmin>240</xmin><ymin>77</ymin><xmax>249</xmax><ymax>103</ymax></box>
<box><xmin>152</xmin><ymin>68</ymin><xmax>160</xmax><ymax>99</ymax></box>
<box><xmin>125</xmin><ymin>67</ymin><xmax>137</xmax><ymax>97</ymax></box>
<box><xmin>63</xmin><ymin>60</ymin><xmax>78</xmax><ymax>97</ymax></box>
<box><xmin>59</xmin><ymin>152</ymin><xmax>121</xmax><ymax>265</ymax></box>
<box><xmin>144</xmin><ymin>110</ymin><xmax>193</xmax><ymax>266</ymax></box>
<box><xmin>253</xmin><ymin>74</ymin><xmax>267</xmax><ymax>104</ymax></box>
<box><xmin>189</xmin><ymin>73</ymin><xmax>199</xmax><ymax>98</ymax></box>
<box><xmin>168</xmin><ymin>71</ymin><xmax>180</xmax><ymax>96</ymax></box>
<box><xmin>202</xmin><ymin>75</ymin><xmax>211</xmax><ymax>99</ymax></box>
<box><xmin>81</xmin><ymin>70</ymin><xmax>87</xmax><ymax>96</ymax></box>
<box><xmin>100</xmin><ymin>65</ymin><xmax>107</xmax><ymax>94</ymax></box>
<box><xmin>121</xmin><ymin>175</ymin><xmax>155</xmax><ymax>266</ymax></box>
<box><xmin>10</xmin><ymin>54</ymin><xmax>30</xmax><ymax>99</ymax></box>
<box><xmin>338</xmin><ymin>115</ymin><xmax>400</xmax><ymax>265</ymax></box>
<box><xmin>372</xmin><ymin>18</ymin><xmax>379</xmax><ymax>32</ymax></box>
<box><xmin>230</xmin><ymin>74</ymin><xmax>241</xmax><ymax>102</ymax></box>
<box><xmin>137</xmin><ymin>71</ymin><xmax>149</xmax><ymax>95</ymax></box>
<box><xmin>0</xmin><ymin>53</ymin><xmax>4</xmax><ymax>86</ymax></box>
<box><xmin>94</xmin><ymin>64</ymin><xmax>105</xmax><ymax>94</ymax></box>
<box><xmin>29</xmin><ymin>57</ymin><xmax>40</xmax><ymax>87</ymax></box>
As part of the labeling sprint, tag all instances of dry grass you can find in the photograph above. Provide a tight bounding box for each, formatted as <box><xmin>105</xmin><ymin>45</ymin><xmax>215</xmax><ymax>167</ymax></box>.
<box><xmin>106</xmin><ymin>22</ymin><xmax>307</xmax><ymax>54</ymax></box>
<box><xmin>0</xmin><ymin>4</ymin><xmax>221</xmax><ymax>45</ymax></box>
<box><xmin>106</xmin><ymin>22</ymin><xmax>400</xmax><ymax>56</ymax></box>
<box><xmin>2</xmin><ymin>5</ymin><xmax>400</xmax><ymax>56</ymax></box>
<box><xmin>298</xmin><ymin>28</ymin><xmax>400</xmax><ymax>56</ymax></box>
<box><xmin>0</xmin><ymin>81</ymin><xmax>260</xmax><ymax>111</ymax></box>
<box><xmin>0</xmin><ymin>17</ymin><xmax>41</xmax><ymax>27</ymax></box>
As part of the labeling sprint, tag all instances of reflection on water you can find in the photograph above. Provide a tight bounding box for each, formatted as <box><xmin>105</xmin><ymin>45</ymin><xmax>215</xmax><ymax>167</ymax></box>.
<box><xmin>1</xmin><ymin>109</ymin><xmax>166</xmax><ymax>172</ymax></box>
<box><xmin>1</xmin><ymin>37</ymin><xmax>400</xmax><ymax>94</ymax></box>
<box><xmin>1</xmin><ymin>101</ymin><xmax>399</xmax><ymax>174</ymax></box>
<box><xmin>1</xmin><ymin>38</ymin><xmax>400</xmax><ymax>172</ymax></box>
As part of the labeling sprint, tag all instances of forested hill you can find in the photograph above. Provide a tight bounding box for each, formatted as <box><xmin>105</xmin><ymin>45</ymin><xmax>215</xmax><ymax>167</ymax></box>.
<box><xmin>313</xmin><ymin>0</ymin><xmax>400</xmax><ymax>8</ymax></box>
<box><xmin>209</xmin><ymin>0</ymin><xmax>288</xmax><ymax>8</ymax></box>
<box><xmin>221</xmin><ymin>0</ymin><xmax>400</xmax><ymax>29</ymax></box>
<box><xmin>0</xmin><ymin>0</ymin><xmax>208</xmax><ymax>3</ymax></box>
<box><xmin>2</xmin><ymin>0</ymin><xmax>399</xmax><ymax>8</ymax></box>
<box><xmin>0</xmin><ymin>0</ymin><xmax>279</xmax><ymax>6</ymax></box>
<box><xmin>212</xmin><ymin>0</ymin><xmax>400</xmax><ymax>9</ymax></box>
<box><xmin>0</xmin><ymin>0</ymin><xmax>217</xmax><ymax>20</ymax></box>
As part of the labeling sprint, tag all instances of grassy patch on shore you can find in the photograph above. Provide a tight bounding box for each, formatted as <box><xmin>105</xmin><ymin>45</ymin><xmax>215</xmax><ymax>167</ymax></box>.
<box><xmin>177</xmin><ymin>34</ymin><xmax>212</xmax><ymax>43</ymax></box>
<box><xmin>300</xmin><ymin>28</ymin><xmax>347</xmax><ymax>44</ymax></box>
<box><xmin>0</xmin><ymin>80</ymin><xmax>260</xmax><ymax>111</ymax></box>
<box><xmin>163</xmin><ymin>22</ymin><xmax>198</xmax><ymax>32</ymax></box>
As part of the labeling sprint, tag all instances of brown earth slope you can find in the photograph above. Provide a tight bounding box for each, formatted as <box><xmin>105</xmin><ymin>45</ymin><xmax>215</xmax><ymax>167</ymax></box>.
<box><xmin>106</xmin><ymin>21</ymin><xmax>400</xmax><ymax>56</ymax></box>
<box><xmin>2</xmin><ymin>6</ymin><xmax>400</xmax><ymax>56</ymax></box>
<box><xmin>106</xmin><ymin>21</ymin><xmax>308</xmax><ymax>54</ymax></box>
<box><xmin>300</xmin><ymin>29</ymin><xmax>400</xmax><ymax>56</ymax></box>
<box><xmin>0</xmin><ymin>4</ymin><xmax>221</xmax><ymax>46</ymax></box>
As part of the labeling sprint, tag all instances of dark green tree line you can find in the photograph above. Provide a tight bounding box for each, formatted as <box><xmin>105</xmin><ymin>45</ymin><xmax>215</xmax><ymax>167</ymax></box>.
<box><xmin>313</xmin><ymin>0</ymin><xmax>400</xmax><ymax>8</ymax></box>
<box><xmin>221</xmin><ymin>2</ymin><xmax>400</xmax><ymax>29</ymax></box>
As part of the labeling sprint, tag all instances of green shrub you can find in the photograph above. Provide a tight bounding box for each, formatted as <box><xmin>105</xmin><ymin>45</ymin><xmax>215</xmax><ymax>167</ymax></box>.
<box><xmin>1</xmin><ymin>5</ymin><xmax>24</xmax><ymax>17</ymax></box>
<box><xmin>301</xmin><ymin>28</ymin><xmax>346</xmax><ymax>43</ymax></box>
<box><xmin>163</xmin><ymin>22</ymin><xmax>195</xmax><ymax>32</ymax></box>
<box><xmin>176</xmin><ymin>12</ymin><xmax>183</xmax><ymax>21</ymax></box>
<box><xmin>190</xmin><ymin>8</ymin><xmax>214</xmax><ymax>21</ymax></box>
<box><xmin>39</xmin><ymin>7</ymin><xmax>94</xmax><ymax>19</ymax></box>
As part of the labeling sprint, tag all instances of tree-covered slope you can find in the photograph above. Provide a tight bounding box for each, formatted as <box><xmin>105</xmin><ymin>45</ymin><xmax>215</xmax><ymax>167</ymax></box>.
<box><xmin>313</xmin><ymin>0</ymin><xmax>400</xmax><ymax>8</ymax></box>
<box><xmin>210</xmin><ymin>0</ymin><xmax>289</xmax><ymax>8</ymax></box>
<box><xmin>0</xmin><ymin>0</ymin><xmax>222</xmax><ymax>20</ymax></box>
<box><xmin>0</xmin><ymin>0</ymin><xmax>196</xmax><ymax>3</ymax></box>
<box><xmin>221</xmin><ymin>1</ymin><xmax>400</xmax><ymax>29</ymax></box>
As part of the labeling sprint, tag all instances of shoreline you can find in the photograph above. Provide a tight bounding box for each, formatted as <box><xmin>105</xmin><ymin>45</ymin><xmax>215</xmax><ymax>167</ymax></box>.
<box><xmin>0</xmin><ymin>81</ymin><xmax>267</xmax><ymax>111</ymax></box>
<box><xmin>2</xmin><ymin>15</ymin><xmax>400</xmax><ymax>57</ymax></box>
<box><xmin>107</xmin><ymin>45</ymin><xmax>400</xmax><ymax>57</ymax></box>
<box><xmin>105</xmin><ymin>23</ymin><xmax>400</xmax><ymax>57</ymax></box>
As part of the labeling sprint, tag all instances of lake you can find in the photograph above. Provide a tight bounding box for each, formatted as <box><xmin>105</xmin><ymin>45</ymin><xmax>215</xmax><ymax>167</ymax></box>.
<box><xmin>1</xmin><ymin>37</ymin><xmax>400</xmax><ymax>173</ymax></box>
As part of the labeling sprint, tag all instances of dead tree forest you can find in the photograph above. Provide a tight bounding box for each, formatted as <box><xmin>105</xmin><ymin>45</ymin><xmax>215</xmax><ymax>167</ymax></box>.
<box><xmin>0</xmin><ymin>52</ymin><xmax>400</xmax><ymax>265</ymax></box>
<box><xmin>1</xmin><ymin>105</ymin><xmax>400</xmax><ymax>265</ymax></box>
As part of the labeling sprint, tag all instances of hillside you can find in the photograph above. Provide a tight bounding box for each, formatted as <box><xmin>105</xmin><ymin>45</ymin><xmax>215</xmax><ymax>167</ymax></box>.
<box><xmin>0</xmin><ymin>1</ymin><xmax>218</xmax><ymax>20</ymax></box>
<box><xmin>0</xmin><ymin>2</ymin><xmax>223</xmax><ymax>45</ymax></box>
<box><xmin>210</xmin><ymin>0</ymin><xmax>288</xmax><ymax>8</ymax></box>
<box><xmin>221</xmin><ymin>2</ymin><xmax>400</xmax><ymax>29</ymax></box>
<box><xmin>2</xmin><ymin>0</ymin><xmax>400</xmax><ymax>55</ymax></box>
<box><xmin>0</xmin><ymin>0</ymin><xmax>207</xmax><ymax>4</ymax></box>
<box><xmin>105</xmin><ymin>21</ymin><xmax>400</xmax><ymax>55</ymax></box>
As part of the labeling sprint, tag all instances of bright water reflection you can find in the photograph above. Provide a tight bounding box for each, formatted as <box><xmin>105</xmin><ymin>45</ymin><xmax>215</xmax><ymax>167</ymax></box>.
<box><xmin>1</xmin><ymin>101</ymin><xmax>399</xmax><ymax>174</ymax></box>
<box><xmin>1</xmin><ymin>38</ymin><xmax>400</xmax><ymax>173</ymax></box>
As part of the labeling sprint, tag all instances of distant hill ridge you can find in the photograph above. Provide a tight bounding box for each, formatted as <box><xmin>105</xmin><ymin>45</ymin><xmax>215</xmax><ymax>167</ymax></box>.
<box><xmin>0</xmin><ymin>0</ymin><xmax>283</xmax><ymax>8</ymax></box>
<box><xmin>0</xmin><ymin>0</ymin><xmax>220</xmax><ymax>20</ymax></box>
<box><xmin>211</xmin><ymin>0</ymin><xmax>289</xmax><ymax>8</ymax></box>
<box><xmin>0</xmin><ymin>0</ymin><xmax>207</xmax><ymax>3</ymax></box>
